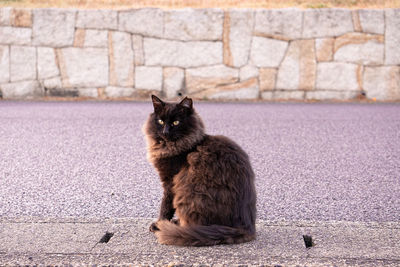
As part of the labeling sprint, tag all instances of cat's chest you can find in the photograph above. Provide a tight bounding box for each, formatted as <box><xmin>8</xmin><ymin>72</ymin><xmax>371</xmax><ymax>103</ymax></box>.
<box><xmin>154</xmin><ymin>153</ymin><xmax>188</xmax><ymax>181</ymax></box>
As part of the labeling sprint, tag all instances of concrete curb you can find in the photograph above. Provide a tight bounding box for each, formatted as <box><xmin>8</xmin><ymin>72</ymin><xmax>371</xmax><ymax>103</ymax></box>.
<box><xmin>1</xmin><ymin>218</ymin><xmax>399</xmax><ymax>266</ymax></box>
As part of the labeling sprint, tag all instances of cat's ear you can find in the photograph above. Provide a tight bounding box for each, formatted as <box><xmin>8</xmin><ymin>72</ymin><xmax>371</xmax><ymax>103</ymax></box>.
<box><xmin>179</xmin><ymin>97</ymin><xmax>193</xmax><ymax>109</ymax></box>
<box><xmin>151</xmin><ymin>95</ymin><xmax>165</xmax><ymax>113</ymax></box>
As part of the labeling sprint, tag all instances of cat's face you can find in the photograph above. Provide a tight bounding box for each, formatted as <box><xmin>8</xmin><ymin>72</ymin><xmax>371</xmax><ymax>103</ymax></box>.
<box><xmin>149</xmin><ymin>95</ymin><xmax>196</xmax><ymax>142</ymax></box>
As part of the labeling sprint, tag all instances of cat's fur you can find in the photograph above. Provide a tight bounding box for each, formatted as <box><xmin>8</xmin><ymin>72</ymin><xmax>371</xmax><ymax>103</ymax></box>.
<box><xmin>143</xmin><ymin>95</ymin><xmax>256</xmax><ymax>246</ymax></box>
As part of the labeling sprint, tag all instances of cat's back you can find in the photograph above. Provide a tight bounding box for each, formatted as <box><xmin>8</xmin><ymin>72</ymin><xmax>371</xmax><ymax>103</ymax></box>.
<box><xmin>187</xmin><ymin>134</ymin><xmax>254</xmax><ymax>179</ymax></box>
<box><xmin>198</xmin><ymin>135</ymin><xmax>248</xmax><ymax>158</ymax></box>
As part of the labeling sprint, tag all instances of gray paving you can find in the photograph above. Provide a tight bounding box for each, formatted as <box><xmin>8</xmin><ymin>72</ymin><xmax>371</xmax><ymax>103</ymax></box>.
<box><xmin>0</xmin><ymin>101</ymin><xmax>400</xmax><ymax>265</ymax></box>
<box><xmin>1</xmin><ymin>218</ymin><xmax>400</xmax><ymax>266</ymax></box>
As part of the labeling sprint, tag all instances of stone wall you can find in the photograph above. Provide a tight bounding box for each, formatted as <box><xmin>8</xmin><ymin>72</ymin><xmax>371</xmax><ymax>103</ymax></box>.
<box><xmin>0</xmin><ymin>7</ymin><xmax>399</xmax><ymax>101</ymax></box>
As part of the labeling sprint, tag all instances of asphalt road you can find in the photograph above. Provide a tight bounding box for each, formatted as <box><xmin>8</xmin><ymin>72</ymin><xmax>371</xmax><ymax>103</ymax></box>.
<box><xmin>1</xmin><ymin>101</ymin><xmax>399</xmax><ymax>223</ymax></box>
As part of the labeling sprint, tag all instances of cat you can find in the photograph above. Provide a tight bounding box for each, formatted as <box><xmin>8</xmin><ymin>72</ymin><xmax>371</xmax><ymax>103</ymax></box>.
<box><xmin>143</xmin><ymin>95</ymin><xmax>256</xmax><ymax>246</ymax></box>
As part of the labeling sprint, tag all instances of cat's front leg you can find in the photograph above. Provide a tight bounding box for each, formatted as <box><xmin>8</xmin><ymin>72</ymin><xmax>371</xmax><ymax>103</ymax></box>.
<box><xmin>159</xmin><ymin>185</ymin><xmax>176</xmax><ymax>220</ymax></box>
<box><xmin>150</xmin><ymin>185</ymin><xmax>175</xmax><ymax>232</ymax></box>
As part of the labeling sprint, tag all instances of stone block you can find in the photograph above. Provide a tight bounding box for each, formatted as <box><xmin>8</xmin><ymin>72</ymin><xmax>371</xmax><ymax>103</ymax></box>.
<box><xmin>163</xmin><ymin>67</ymin><xmax>184</xmax><ymax>99</ymax></box>
<box><xmin>334</xmin><ymin>33</ymin><xmax>384</xmax><ymax>65</ymax></box>
<box><xmin>104</xmin><ymin>86</ymin><xmax>135</xmax><ymax>98</ymax></box>
<box><xmin>97</xmin><ymin>87</ymin><xmax>106</xmax><ymax>98</ymax></box>
<box><xmin>193</xmin><ymin>78</ymin><xmax>259</xmax><ymax>100</ymax></box>
<box><xmin>358</xmin><ymin>9</ymin><xmax>384</xmax><ymax>34</ymax></box>
<box><xmin>57</xmin><ymin>47</ymin><xmax>108</xmax><ymax>87</ymax></box>
<box><xmin>250</xmin><ymin>36</ymin><xmax>288</xmax><ymax>68</ymax></box>
<box><xmin>276</xmin><ymin>39</ymin><xmax>316</xmax><ymax>90</ymax></box>
<box><xmin>135</xmin><ymin>66</ymin><xmax>162</xmax><ymax>91</ymax></box>
<box><xmin>74</xmin><ymin>29</ymin><xmax>108</xmax><ymax>48</ymax></box>
<box><xmin>10</xmin><ymin>46</ymin><xmax>36</xmax><ymax>82</ymax></box>
<box><xmin>32</xmin><ymin>9</ymin><xmax>75</xmax><ymax>47</ymax></box>
<box><xmin>0</xmin><ymin>7</ymin><xmax>11</xmax><ymax>26</ymax></box>
<box><xmin>315</xmin><ymin>38</ymin><xmax>334</xmax><ymax>62</ymax></box>
<box><xmin>302</xmin><ymin>9</ymin><xmax>353</xmax><ymax>38</ymax></box>
<box><xmin>38</xmin><ymin>47</ymin><xmax>59</xmax><ymax>79</ymax></box>
<box><xmin>0</xmin><ymin>26</ymin><xmax>31</xmax><ymax>45</ymax></box>
<box><xmin>46</xmin><ymin>87</ymin><xmax>78</xmax><ymax>97</ymax></box>
<box><xmin>223</xmin><ymin>11</ymin><xmax>232</xmax><ymax>67</ymax></box>
<box><xmin>11</xmin><ymin>8</ymin><xmax>32</xmax><ymax>27</ymax></box>
<box><xmin>259</xmin><ymin>68</ymin><xmax>277</xmax><ymax>91</ymax></box>
<box><xmin>306</xmin><ymin>90</ymin><xmax>359</xmax><ymax>100</ymax></box>
<box><xmin>254</xmin><ymin>8</ymin><xmax>302</xmax><ymax>40</ymax></box>
<box><xmin>108</xmin><ymin>31</ymin><xmax>134</xmax><ymax>87</ymax></box>
<box><xmin>0</xmin><ymin>45</ymin><xmax>9</xmax><ymax>83</ymax></box>
<box><xmin>132</xmin><ymin>35</ymin><xmax>144</xmax><ymax>66</ymax></box>
<box><xmin>273</xmin><ymin>90</ymin><xmax>304</xmax><ymax>100</ymax></box>
<box><xmin>224</xmin><ymin>9</ymin><xmax>254</xmax><ymax>67</ymax></box>
<box><xmin>185</xmin><ymin>65</ymin><xmax>238</xmax><ymax>94</ymax></box>
<box><xmin>385</xmin><ymin>9</ymin><xmax>400</xmax><ymax>65</ymax></box>
<box><xmin>363</xmin><ymin>66</ymin><xmax>400</xmax><ymax>101</ymax></box>
<box><xmin>261</xmin><ymin>91</ymin><xmax>274</xmax><ymax>100</ymax></box>
<box><xmin>76</xmin><ymin>10</ymin><xmax>117</xmax><ymax>30</ymax></box>
<box><xmin>316</xmin><ymin>62</ymin><xmax>359</xmax><ymax>91</ymax></box>
<box><xmin>43</xmin><ymin>77</ymin><xmax>62</xmax><ymax>90</ymax></box>
<box><xmin>211</xmin><ymin>86</ymin><xmax>259</xmax><ymax>100</ymax></box>
<box><xmin>78</xmin><ymin>88</ymin><xmax>99</xmax><ymax>98</ymax></box>
<box><xmin>73</xmin><ymin>28</ymin><xmax>85</xmax><ymax>47</ymax></box>
<box><xmin>240</xmin><ymin>65</ymin><xmax>259</xmax><ymax>81</ymax></box>
<box><xmin>352</xmin><ymin>10</ymin><xmax>362</xmax><ymax>32</ymax></box>
<box><xmin>144</xmin><ymin>38</ymin><xmax>222</xmax><ymax>68</ymax></box>
<box><xmin>119</xmin><ymin>8</ymin><xmax>163</xmax><ymax>38</ymax></box>
<box><xmin>84</xmin><ymin>29</ymin><xmax>108</xmax><ymax>48</ymax></box>
<box><xmin>164</xmin><ymin>9</ymin><xmax>223</xmax><ymax>41</ymax></box>
<box><xmin>1</xmin><ymin>80</ymin><xmax>42</xmax><ymax>99</ymax></box>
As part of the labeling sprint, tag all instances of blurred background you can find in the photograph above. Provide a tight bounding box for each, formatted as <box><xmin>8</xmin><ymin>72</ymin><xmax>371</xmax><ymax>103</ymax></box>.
<box><xmin>1</xmin><ymin>1</ymin><xmax>399</xmax><ymax>101</ymax></box>
<box><xmin>1</xmin><ymin>0</ymin><xmax>400</xmax><ymax>9</ymax></box>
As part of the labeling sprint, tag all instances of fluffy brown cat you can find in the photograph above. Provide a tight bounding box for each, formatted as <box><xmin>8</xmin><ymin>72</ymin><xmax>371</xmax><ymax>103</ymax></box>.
<box><xmin>143</xmin><ymin>95</ymin><xmax>256</xmax><ymax>246</ymax></box>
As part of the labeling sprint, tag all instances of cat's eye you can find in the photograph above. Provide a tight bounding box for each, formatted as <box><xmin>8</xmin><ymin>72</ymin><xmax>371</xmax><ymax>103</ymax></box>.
<box><xmin>158</xmin><ymin>119</ymin><xmax>164</xmax><ymax>125</ymax></box>
<box><xmin>172</xmin><ymin>121</ymin><xmax>180</xmax><ymax>126</ymax></box>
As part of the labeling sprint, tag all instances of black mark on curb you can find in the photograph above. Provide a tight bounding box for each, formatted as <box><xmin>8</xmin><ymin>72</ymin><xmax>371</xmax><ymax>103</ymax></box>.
<box><xmin>303</xmin><ymin>235</ymin><xmax>314</xmax><ymax>248</ymax></box>
<box><xmin>99</xmin><ymin>232</ymin><xmax>114</xmax><ymax>244</ymax></box>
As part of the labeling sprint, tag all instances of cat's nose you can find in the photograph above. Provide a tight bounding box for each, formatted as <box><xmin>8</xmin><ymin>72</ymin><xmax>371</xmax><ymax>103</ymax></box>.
<box><xmin>162</xmin><ymin>125</ymin><xmax>170</xmax><ymax>135</ymax></box>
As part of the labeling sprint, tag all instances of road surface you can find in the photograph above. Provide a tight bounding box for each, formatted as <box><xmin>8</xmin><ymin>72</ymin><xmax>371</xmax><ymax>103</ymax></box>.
<box><xmin>0</xmin><ymin>101</ymin><xmax>399</xmax><ymax>265</ymax></box>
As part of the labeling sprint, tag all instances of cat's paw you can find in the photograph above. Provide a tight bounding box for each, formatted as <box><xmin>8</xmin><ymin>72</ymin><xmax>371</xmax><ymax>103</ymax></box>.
<box><xmin>149</xmin><ymin>222</ymin><xmax>160</xmax><ymax>232</ymax></box>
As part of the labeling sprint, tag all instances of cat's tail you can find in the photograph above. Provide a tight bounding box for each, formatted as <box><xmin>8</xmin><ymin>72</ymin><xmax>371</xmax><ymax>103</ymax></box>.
<box><xmin>154</xmin><ymin>220</ymin><xmax>255</xmax><ymax>246</ymax></box>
